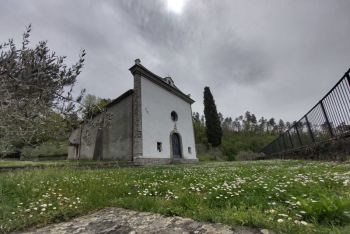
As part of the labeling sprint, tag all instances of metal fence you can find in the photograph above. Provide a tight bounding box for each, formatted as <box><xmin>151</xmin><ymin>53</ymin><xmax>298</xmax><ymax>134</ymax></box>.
<box><xmin>262</xmin><ymin>68</ymin><xmax>350</xmax><ymax>155</ymax></box>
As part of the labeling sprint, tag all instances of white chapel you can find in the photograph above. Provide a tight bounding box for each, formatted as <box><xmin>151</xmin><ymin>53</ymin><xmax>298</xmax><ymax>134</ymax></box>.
<box><xmin>68</xmin><ymin>59</ymin><xmax>198</xmax><ymax>165</ymax></box>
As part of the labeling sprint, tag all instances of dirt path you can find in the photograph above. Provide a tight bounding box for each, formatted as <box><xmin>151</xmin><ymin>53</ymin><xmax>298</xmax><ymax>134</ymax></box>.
<box><xmin>18</xmin><ymin>207</ymin><xmax>273</xmax><ymax>234</ymax></box>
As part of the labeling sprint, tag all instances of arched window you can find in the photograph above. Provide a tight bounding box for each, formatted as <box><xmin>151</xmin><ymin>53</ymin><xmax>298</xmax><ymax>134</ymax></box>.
<box><xmin>171</xmin><ymin>111</ymin><xmax>178</xmax><ymax>122</ymax></box>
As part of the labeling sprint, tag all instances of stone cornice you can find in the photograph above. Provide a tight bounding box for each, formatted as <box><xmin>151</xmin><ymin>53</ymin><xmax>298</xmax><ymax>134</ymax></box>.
<box><xmin>129</xmin><ymin>63</ymin><xmax>195</xmax><ymax>104</ymax></box>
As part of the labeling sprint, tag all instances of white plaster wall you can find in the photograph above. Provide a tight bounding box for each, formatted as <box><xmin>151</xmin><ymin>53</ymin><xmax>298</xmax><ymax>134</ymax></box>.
<box><xmin>141</xmin><ymin>77</ymin><xmax>197</xmax><ymax>159</ymax></box>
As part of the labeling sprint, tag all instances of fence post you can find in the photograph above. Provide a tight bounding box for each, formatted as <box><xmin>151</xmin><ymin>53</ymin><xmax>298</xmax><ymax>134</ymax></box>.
<box><xmin>305</xmin><ymin>115</ymin><xmax>315</xmax><ymax>143</ymax></box>
<box><xmin>346</xmin><ymin>71</ymin><xmax>350</xmax><ymax>87</ymax></box>
<box><xmin>294</xmin><ymin>124</ymin><xmax>303</xmax><ymax>146</ymax></box>
<box><xmin>320</xmin><ymin>101</ymin><xmax>334</xmax><ymax>137</ymax></box>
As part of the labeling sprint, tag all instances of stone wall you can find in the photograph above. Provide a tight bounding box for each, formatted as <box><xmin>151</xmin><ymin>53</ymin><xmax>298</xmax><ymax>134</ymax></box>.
<box><xmin>101</xmin><ymin>95</ymin><xmax>133</xmax><ymax>160</ymax></box>
<box><xmin>67</xmin><ymin>127</ymin><xmax>81</xmax><ymax>159</ymax></box>
<box><xmin>132</xmin><ymin>73</ymin><xmax>143</xmax><ymax>159</ymax></box>
<box><xmin>133</xmin><ymin>157</ymin><xmax>198</xmax><ymax>166</ymax></box>
<box><xmin>79</xmin><ymin>118</ymin><xmax>100</xmax><ymax>160</ymax></box>
<box><xmin>67</xmin><ymin>93</ymin><xmax>133</xmax><ymax>161</ymax></box>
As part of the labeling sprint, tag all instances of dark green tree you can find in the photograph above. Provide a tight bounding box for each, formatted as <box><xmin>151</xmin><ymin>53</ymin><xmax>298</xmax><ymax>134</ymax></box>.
<box><xmin>258</xmin><ymin>117</ymin><xmax>267</xmax><ymax>134</ymax></box>
<box><xmin>267</xmin><ymin>118</ymin><xmax>276</xmax><ymax>133</ymax></box>
<box><xmin>192</xmin><ymin>112</ymin><xmax>207</xmax><ymax>145</ymax></box>
<box><xmin>243</xmin><ymin>111</ymin><xmax>252</xmax><ymax>132</ymax></box>
<box><xmin>222</xmin><ymin>117</ymin><xmax>233</xmax><ymax>132</ymax></box>
<box><xmin>278</xmin><ymin>119</ymin><xmax>286</xmax><ymax>133</ymax></box>
<box><xmin>203</xmin><ymin>87</ymin><xmax>222</xmax><ymax>147</ymax></box>
<box><xmin>82</xmin><ymin>94</ymin><xmax>111</xmax><ymax>119</ymax></box>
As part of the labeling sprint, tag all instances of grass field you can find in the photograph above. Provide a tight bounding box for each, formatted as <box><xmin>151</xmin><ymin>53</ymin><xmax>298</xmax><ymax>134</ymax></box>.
<box><xmin>0</xmin><ymin>160</ymin><xmax>67</xmax><ymax>168</ymax></box>
<box><xmin>0</xmin><ymin>159</ymin><xmax>125</xmax><ymax>168</ymax></box>
<box><xmin>1</xmin><ymin>160</ymin><xmax>350</xmax><ymax>233</ymax></box>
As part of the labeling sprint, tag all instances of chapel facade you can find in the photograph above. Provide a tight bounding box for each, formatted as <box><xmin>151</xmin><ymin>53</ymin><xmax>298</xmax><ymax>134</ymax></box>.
<box><xmin>68</xmin><ymin>59</ymin><xmax>198</xmax><ymax>165</ymax></box>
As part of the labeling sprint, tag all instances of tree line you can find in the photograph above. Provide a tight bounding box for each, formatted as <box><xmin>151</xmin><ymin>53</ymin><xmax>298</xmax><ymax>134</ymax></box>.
<box><xmin>195</xmin><ymin>87</ymin><xmax>289</xmax><ymax>160</ymax></box>
<box><xmin>194</xmin><ymin>111</ymin><xmax>291</xmax><ymax>136</ymax></box>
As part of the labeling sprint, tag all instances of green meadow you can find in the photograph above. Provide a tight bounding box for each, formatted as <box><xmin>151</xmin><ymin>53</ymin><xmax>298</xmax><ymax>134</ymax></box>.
<box><xmin>1</xmin><ymin>160</ymin><xmax>350</xmax><ymax>234</ymax></box>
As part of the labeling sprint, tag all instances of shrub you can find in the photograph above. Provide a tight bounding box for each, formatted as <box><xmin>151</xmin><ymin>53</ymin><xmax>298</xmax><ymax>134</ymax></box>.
<box><xmin>196</xmin><ymin>144</ymin><xmax>226</xmax><ymax>161</ymax></box>
<box><xmin>235</xmin><ymin>151</ymin><xmax>264</xmax><ymax>161</ymax></box>
<box><xmin>21</xmin><ymin>141</ymin><xmax>67</xmax><ymax>160</ymax></box>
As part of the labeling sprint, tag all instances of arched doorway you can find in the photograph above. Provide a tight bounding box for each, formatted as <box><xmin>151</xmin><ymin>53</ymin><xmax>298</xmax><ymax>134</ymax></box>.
<box><xmin>171</xmin><ymin>132</ymin><xmax>182</xmax><ymax>159</ymax></box>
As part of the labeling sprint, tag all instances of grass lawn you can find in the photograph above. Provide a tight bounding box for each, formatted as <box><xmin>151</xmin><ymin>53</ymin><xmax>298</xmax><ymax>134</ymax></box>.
<box><xmin>0</xmin><ymin>159</ymin><xmax>125</xmax><ymax>168</ymax></box>
<box><xmin>1</xmin><ymin>160</ymin><xmax>350</xmax><ymax>234</ymax></box>
<box><xmin>0</xmin><ymin>160</ymin><xmax>67</xmax><ymax>168</ymax></box>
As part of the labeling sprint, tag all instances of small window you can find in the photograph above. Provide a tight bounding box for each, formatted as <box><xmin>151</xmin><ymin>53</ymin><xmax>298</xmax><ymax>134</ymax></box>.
<box><xmin>157</xmin><ymin>142</ymin><xmax>162</xmax><ymax>152</ymax></box>
<box><xmin>188</xmin><ymin>147</ymin><xmax>192</xmax><ymax>154</ymax></box>
<box><xmin>171</xmin><ymin>111</ymin><xmax>178</xmax><ymax>122</ymax></box>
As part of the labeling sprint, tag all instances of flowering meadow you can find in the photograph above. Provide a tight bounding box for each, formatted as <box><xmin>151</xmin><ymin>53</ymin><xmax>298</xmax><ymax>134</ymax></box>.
<box><xmin>0</xmin><ymin>160</ymin><xmax>350</xmax><ymax>233</ymax></box>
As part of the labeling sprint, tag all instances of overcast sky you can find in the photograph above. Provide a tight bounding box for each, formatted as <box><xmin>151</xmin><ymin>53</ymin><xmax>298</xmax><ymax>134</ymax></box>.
<box><xmin>1</xmin><ymin>0</ymin><xmax>350</xmax><ymax>122</ymax></box>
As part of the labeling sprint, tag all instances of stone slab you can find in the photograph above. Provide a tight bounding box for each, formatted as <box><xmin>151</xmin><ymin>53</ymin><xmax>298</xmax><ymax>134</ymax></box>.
<box><xmin>18</xmin><ymin>207</ymin><xmax>271</xmax><ymax>234</ymax></box>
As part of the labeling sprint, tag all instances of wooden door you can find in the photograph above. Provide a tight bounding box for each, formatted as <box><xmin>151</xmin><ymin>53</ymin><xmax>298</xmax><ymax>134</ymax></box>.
<box><xmin>172</xmin><ymin>133</ymin><xmax>182</xmax><ymax>158</ymax></box>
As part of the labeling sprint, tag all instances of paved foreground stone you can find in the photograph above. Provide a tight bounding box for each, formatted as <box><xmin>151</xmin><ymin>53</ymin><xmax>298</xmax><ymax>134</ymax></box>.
<box><xmin>19</xmin><ymin>207</ymin><xmax>272</xmax><ymax>234</ymax></box>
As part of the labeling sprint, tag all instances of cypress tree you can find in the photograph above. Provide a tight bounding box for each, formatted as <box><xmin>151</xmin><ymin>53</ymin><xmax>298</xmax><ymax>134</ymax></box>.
<box><xmin>203</xmin><ymin>87</ymin><xmax>223</xmax><ymax>147</ymax></box>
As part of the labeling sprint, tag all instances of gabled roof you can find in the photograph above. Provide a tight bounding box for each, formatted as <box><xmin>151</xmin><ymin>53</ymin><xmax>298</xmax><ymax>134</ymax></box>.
<box><xmin>77</xmin><ymin>89</ymin><xmax>134</xmax><ymax>125</ymax></box>
<box><xmin>129</xmin><ymin>60</ymin><xmax>195</xmax><ymax>104</ymax></box>
<box><xmin>104</xmin><ymin>89</ymin><xmax>134</xmax><ymax>109</ymax></box>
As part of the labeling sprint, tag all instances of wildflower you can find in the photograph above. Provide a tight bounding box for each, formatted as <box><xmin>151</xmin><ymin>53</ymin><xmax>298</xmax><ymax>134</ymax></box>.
<box><xmin>277</xmin><ymin>219</ymin><xmax>284</xmax><ymax>223</ymax></box>
<box><xmin>300</xmin><ymin>221</ymin><xmax>308</xmax><ymax>226</ymax></box>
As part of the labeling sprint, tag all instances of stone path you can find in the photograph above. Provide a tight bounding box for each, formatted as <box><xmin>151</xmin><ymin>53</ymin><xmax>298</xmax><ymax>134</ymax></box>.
<box><xmin>19</xmin><ymin>207</ymin><xmax>273</xmax><ymax>234</ymax></box>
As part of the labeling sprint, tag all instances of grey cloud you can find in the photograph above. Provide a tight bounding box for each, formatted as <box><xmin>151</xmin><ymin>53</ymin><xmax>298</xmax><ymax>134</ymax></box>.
<box><xmin>1</xmin><ymin>0</ymin><xmax>350</xmax><ymax>122</ymax></box>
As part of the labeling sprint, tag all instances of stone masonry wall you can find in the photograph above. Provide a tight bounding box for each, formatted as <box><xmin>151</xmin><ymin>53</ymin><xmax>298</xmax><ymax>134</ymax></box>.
<box><xmin>132</xmin><ymin>73</ymin><xmax>143</xmax><ymax>159</ymax></box>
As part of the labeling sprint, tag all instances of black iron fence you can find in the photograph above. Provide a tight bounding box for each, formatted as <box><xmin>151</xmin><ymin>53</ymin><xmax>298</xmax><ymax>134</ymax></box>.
<box><xmin>262</xmin><ymin>68</ymin><xmax>350</xmax><ymax>156</ymax></box>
